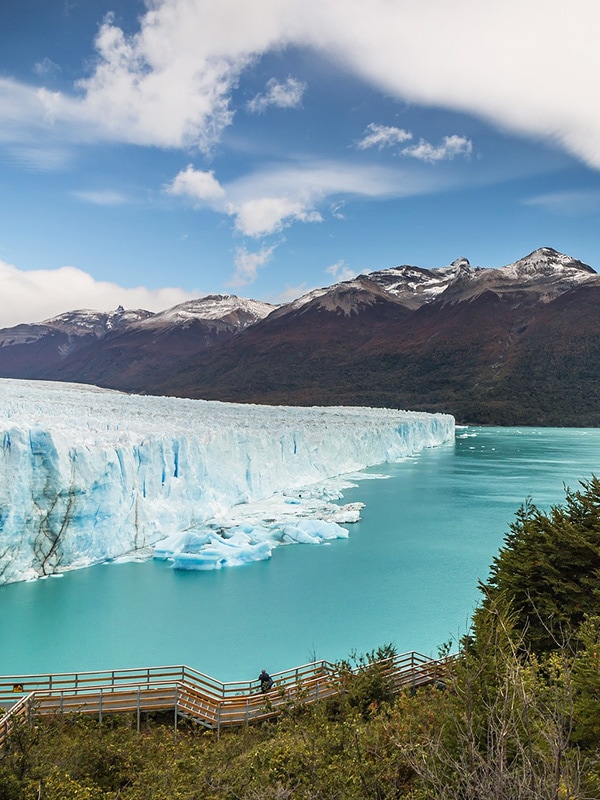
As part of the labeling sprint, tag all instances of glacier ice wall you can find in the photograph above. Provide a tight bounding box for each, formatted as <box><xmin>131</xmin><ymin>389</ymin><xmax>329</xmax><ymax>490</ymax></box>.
<box><xmin>0</xmin><ymin>379</ymin><xmax>454</xmax><ymax>584</ymax></box>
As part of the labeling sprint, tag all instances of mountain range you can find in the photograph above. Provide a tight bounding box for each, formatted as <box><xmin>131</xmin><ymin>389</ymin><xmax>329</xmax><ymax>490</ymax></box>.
<box><xmin>1</xmin><ymin>247</ymin><xmax>598</xmax><ymax>426</ymax></box>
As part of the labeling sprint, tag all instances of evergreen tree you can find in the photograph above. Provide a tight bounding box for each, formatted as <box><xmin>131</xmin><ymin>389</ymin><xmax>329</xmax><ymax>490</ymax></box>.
<box><xmin>475</xmin><ymin>476</ymin><xmax>600</xmax><ymax>654</ymax></box>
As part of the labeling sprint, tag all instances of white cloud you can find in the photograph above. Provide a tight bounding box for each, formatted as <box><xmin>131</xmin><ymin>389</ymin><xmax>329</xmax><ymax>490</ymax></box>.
<box><xmin>247</xmin><ymin>76</ymin><xmax>307</xmax><ymax>113</ymax></box>
<box><xmin>357</xmin><ymin>125</ymin><xmax>472</xmax><ymax>163</ymax></box>
<box><xmin>401</xmin><ymin>134</ymin><xmax>472</xmax><ymax>163</ymax></box>
<box><xmin>166</xmin><ymin>158</ymin><xmax>456</xmax><ymax>240</ymax></box>
<box><xmin>233</xmin><ymin>197</ymin><xmax>322</xmax><ymax>237</ymax></box>
<box><xmin>0</xmin><ymin>260</ymin><xmax>198</xmax><ymax>328</ymax></box>
<box><xmin>325</xmin><ymin>259</ymin><xmax>355</xmax><ymax>282</ymax></box>
<box><xmin>302</xmin><ymin>0</ymin><xmax>600</xmax><ymax>170</ymax></box>
<box><xmin>229</xmin><ymin>244</ymin><xmax>276</xmax><ymax>286</ymax></box>
<box><xmin>73</xmin><ymin>9</ymin><xmax>243</xmax><ymax>151</ymax></box>
<box><xmin>165</xmin><ymin>166</ymin><xmax>226</xmax><ymax>204</ymax></box>
<box><xmin>3</xmin><ymin>1</ymin><xmax>600</xmax><ymax>168</ymax></box>
<box><xmin>0</xmin><ymin>4</ymin><xmax>246</xmax><ymax>152</ymax></box>
<box><xmin>356</xmin><ymin>123</ymin><xmax>413</xmax><ymax>150</ymax></box>
<box><xmin>224</xmin><ymin>160</ymin><xmax>438</xmax><ymax>237</ymax></box>
<box><xmin>165</xmin><ymin>164</ymin><xmax>324</xmax><ymax>235</ymax></box>
<box><xmin>72</xmin><ymin>189</ymin><xmax>129</xmax><ymax>205</ymax></box>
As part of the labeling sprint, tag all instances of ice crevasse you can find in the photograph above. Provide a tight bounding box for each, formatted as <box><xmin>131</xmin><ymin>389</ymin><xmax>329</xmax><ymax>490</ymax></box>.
<box><xmin>0</xmin><ymin>379</ymin><xmax>454</xmax><ymax>585</ymax></box>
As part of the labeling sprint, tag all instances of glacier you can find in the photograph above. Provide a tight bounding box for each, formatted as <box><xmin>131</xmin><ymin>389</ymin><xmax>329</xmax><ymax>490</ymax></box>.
<box><xmin>0</xmin><ymin>379</ymin><xmax>454</xmax><ymax>585</ymax></box>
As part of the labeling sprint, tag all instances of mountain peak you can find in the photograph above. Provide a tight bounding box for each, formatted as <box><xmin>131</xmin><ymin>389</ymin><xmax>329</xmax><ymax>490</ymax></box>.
<box><xmin>130</xmin><ymin>294</ymin><xmax>276</xmax><ymax>331</ymax></box>
<box><xmin>502</xmin><ymin>247</ymin><xmax>596</xmax><ymax>278</ymax></box>
<box><xmin>274</xmin><ymin>276</ymin><xmax>396</xmax><ymax>319</ymax></box>
<box><xmin>42</xmin><ymin>307</ymin><xmax>154</xmax><ymax>335</ymax></box>
<box><xmin>450</xmin><ymin>257</ymin><xmax>471</xmax><ymax>269</ymax></box>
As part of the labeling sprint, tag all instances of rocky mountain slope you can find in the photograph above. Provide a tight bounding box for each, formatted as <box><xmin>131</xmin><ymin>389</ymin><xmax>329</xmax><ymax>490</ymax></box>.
<box><xmin>0</xmin><ymin>248</ymin><xmax>598</xmax><ymax>425</ymax></box>
<box><xmin>0</xmin><ymin>295</ymin><xmax>275</xmax><ymax>389</ymax></box>
<box><xmin>146</xmin><ymin>248</ymin><xmax>600</xmax><ymax>426</ymax></box>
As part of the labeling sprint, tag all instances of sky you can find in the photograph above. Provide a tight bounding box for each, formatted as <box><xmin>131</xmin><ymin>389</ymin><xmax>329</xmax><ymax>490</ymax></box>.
<box><xmin>1</xmin><ymin>0</ymin><xmax>600</xmax><ymax>327</ymax></box>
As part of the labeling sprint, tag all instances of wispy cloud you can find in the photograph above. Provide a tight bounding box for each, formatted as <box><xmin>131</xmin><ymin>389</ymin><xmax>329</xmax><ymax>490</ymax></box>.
<box><xmin>0</xmin><ymin>77</ymin><xmax>98</xmax><ymax>168</ymax></box>
<box><xmin>227</xmin><ymin>159</ymin><xmax>446</xmax><ymax>228</ymax></box>
<box><xmin>229</xmin><ymin>244</ymin><xmax>277</xmax><ymax>287</ymax></box>
<box><xmin>401</xmin><ymin>135</ymin><xmax>473</xmax><ymax>163</ymax></box>
<box><xmin>247</xmin><ymin>77</ymin><xmax>306</xmax><ymax>114</ymax></box>
<box><xmin>325</xmin><ymin>259</ymin><xmax>355</xmax><ymax>282</ymax></box>
<box><xmin>522</xmin><ymin>189</ymin><xmax>600</xmax><ymax>216</ymax></box>
<box><xmin>356</xmin><ymin>123</ymin><xmax>412</xmax><ymax>150</ymax></box>
<box><xmin>330</xmin><ymin>200</ymin><xmax>346</xmax><ymax>220</ymax></box>
<box><xmin>166</xmin><ymin>161</ymin><xmax>445</xmax><ymax>238</ymax></box>
<box><xmin>0</xmin><ymin>259</ymin><xmax>199</xmax><ymax>328</ymax></box>
<box><xmin>33</xmin><ymin>57</ymin><xmax>62</xmax><ymax>78</ymax></box>
<box><xmin>270</xmin><ymin>282</ymin><xmax>312</xmax><ymax>304</ymax></box>
<box><xmin>166</xmin><ymin>158</ymin><xmax>457</xmax><ymax>241</ymax></box>
<box><xmin>6</xmin><ymin>145</ymin><xmax>71</xmax><ymax>172</ymax></box>
<box><xmin>72</xmin><ymin>189</ymin><xmax>129</xmax><ymax>205</ymax></box>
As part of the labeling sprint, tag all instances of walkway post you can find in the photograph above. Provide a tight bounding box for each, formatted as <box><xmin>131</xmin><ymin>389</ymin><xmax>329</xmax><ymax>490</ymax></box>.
<box><xmin>174</xmin><ymin>686</ymin><xmax>178</xmax><ymax>737</ymax></box>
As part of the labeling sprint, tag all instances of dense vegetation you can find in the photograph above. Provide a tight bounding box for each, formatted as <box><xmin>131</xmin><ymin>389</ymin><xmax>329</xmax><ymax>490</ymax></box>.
<box><xmin>2</xmin><ymin>479</ymin><xmax>600</xmax><ymax>799</ymax></box>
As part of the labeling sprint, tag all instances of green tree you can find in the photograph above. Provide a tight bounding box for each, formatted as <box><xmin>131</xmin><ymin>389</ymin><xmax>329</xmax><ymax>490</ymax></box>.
<box><xmin>475</xmin><ymin>477</ymin><xmax>600</xmax><ymax>654</ymax></box>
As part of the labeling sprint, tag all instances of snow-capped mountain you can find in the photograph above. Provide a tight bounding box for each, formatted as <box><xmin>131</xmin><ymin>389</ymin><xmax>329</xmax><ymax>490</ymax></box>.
<box><xmin>0</xmin><ymin>248</ymin><xmax>597</xmax><ymax>426</ymax></box>
<box><xmin>264</xmin><ymin>247</ymin><xmax>597</xmax><ymax>323</ymax></box>
<box><xmin>0</xmin><ymin>307</ymin><xmax>153</xmax><ymax>348</ymax></box>
<box><xmin>500</xmin><ymin>247</ymin><xmax>595</xmax><ymax>280</ymax></box>
<box><xmin>365</xmin><ymin>256</ymin><xmax>479</xmax><ymax>309</ymax></box>
<box><xmin>145</xmin><ymin>247</ymin><xmax>599</xmax><ymax>426</ymax></box>
<box><xmin>0</xmin><ymin>294</ymin><xmax>275</xmax><ymax>388</ymax></box>
<box><xmin>128</xmin><ymin>295</ymin><xmax>274</xmax><ymax>332</ymax></box>
<box><xmin>267</xmin><ymin>275</ymin><xmax>403</xmax><ymax>319</ymax></box>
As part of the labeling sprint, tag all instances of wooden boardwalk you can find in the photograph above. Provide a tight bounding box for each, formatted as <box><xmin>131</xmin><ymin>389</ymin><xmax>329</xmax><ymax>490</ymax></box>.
<box><xmin>0</xmin><ymin>652</ymin><xmax>451</xmax><ymax>746</ymax></box>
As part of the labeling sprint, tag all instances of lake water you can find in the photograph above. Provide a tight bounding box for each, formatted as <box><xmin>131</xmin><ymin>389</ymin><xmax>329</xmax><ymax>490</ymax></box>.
<box><xmin>1</xmin><ymin>426</ymin><xmax>598</xmax><ymax>682</ymax></box>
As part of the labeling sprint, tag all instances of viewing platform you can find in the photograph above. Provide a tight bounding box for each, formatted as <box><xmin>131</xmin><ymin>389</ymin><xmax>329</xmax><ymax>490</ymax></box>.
<box><xmin>0</xmin><ymin>651</ymin><xmax>451</xmax><ymax>746</ymax></box>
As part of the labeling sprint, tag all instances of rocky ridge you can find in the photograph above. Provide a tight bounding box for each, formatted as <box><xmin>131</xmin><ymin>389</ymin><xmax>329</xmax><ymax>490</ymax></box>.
<box><xmin>0</xmin><ymin>248</ymin><xmax>597</xmax><ymax>426</ymax></box>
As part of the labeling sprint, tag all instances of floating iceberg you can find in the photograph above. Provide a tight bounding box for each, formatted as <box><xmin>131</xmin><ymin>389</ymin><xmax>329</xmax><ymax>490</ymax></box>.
<box><xmin>0</xmin><ymin>379</ymin><xmax>454</xmax><ymax>584</ymax></box>
<box><xmin>153</xmin><ymin>484</ymin><xmax>362</xmax><ymax>570</ymax></box>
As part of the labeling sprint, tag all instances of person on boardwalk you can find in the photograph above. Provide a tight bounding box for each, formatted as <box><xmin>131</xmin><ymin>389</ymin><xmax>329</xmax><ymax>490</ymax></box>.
<box><xmin>258</xmin><ymin>669</ymin><xmax>274</xmax><ymax>693</ymax></box>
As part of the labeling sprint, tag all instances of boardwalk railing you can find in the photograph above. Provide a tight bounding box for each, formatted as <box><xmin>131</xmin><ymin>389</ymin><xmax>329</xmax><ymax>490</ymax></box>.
<box><xmin>0</xmin><ymin>652</ymin><xmax>453</xmax><ymax>745</ymax></box>
<box><xmin>0</xmin><ymin>692</ymin><xmax>35</xmax><ymax>747</ymax></box>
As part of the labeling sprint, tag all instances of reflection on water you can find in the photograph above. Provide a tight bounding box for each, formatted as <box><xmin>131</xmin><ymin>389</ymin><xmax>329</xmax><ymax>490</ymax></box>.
<box><xmin>1</xmin><ymin>427</ymin><xmax>598</xmax><ymax>681</ymax></box>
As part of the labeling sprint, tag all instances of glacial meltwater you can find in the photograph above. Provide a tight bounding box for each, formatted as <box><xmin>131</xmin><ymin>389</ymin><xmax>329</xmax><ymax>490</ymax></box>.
<box><xmin>1</xmin><ymin>426</ymin><xmax>598</xmax><ymax>682</ymax></box>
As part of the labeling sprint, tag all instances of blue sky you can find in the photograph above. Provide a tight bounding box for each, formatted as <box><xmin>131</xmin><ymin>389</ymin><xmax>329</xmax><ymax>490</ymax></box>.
<box><xmin>1</xmin><ymin>0</ymin><xmax>600</xmax><ymax>326</ymax></box>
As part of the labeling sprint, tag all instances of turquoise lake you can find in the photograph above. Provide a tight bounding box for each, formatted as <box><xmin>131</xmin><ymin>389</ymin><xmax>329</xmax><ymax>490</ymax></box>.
<box><xmin>1</xmin><ymin>426</ymin><xmax>598</xmax><ymax>682</ymax></box>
